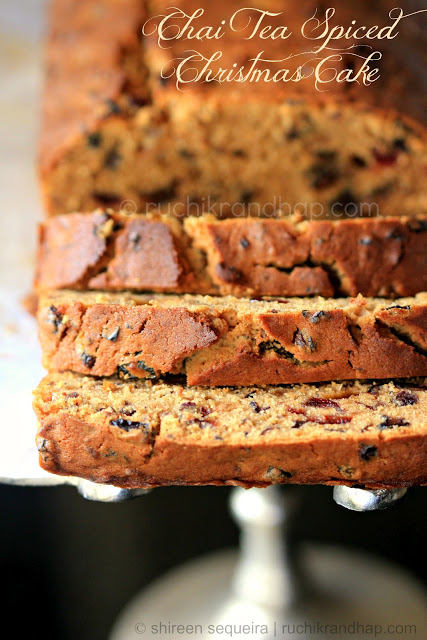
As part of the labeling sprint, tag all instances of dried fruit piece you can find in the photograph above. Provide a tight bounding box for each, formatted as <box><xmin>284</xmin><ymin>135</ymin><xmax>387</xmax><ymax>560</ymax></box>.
<box><xmin>359</xmin><ymin>444</ymin><xmax>378</xmax><ymax>461</ymax></box>
<box><xmin>110</xmin><ymin>418</ymin><xmax>149</xmax><ymax>432</ymax></box>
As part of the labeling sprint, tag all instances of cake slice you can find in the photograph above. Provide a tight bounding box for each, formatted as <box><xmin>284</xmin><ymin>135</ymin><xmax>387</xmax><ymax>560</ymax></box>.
<box><xmin>34</xmin><ymin>373</ymin><xmax>427</xmax><ymax>489</ymax></box>
<box><xmin>40</xmin><ymin>1</ymin><xmax>427</xmax><ymax>217</ymax></box>
<box><xmin>38</xmin><ymin>291</ymin><xmax>427</xmax><ymax>386</ymax></box>
<box><xmin>35</xmin><ymin>211</ymin><xmax>427</xmax><ymax>298</ymax></box>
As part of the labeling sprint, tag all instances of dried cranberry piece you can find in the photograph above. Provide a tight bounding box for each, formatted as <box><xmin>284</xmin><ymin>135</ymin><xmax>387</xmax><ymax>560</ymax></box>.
<box><xmin>316</xmin><ymin>415</ymin><xmax>352</xmax><ymax>425</ymax></box>
<box><xmin>305</xmin><ymin>397</ymin><xmax>341</xmax><ymax>409</ymax></box>
<box><xmin>373</xmin><ymin>149</ymin><xmax>398</xmax><ymax>166</ymax></box>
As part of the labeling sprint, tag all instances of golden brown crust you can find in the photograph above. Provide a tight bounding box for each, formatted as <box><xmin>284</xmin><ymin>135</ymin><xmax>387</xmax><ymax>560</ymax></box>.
<box><xmin>37</xmin><ymin>291</ymin><xmax>427</xmax><ymax>385</ymax></box>
<box><xmin>35</xmin><ymin>211</ymin><xmax>427</xmax><ymax>297</ymax></box>
<box><xmin>34</xmin><ymin>373</ymin><xmax>427</xmax><ymax>488</ymax></box>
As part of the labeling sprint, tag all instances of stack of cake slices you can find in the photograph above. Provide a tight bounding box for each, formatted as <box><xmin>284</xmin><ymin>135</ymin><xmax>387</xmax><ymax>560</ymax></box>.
<box><xmin>32</xmin><ymin>0</ymin><xmax>427</xmax><ymax>489</ymax></box>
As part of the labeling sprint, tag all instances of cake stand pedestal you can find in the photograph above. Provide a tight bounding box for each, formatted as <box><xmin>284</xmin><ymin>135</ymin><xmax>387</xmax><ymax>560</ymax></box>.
<box><xmin>109</xmin><ymin>486</ymin><xmax>426</xmax><ymax>640</ymax></box>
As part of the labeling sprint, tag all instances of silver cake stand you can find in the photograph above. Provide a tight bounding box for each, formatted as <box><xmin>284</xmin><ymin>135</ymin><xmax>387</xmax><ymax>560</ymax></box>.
<box><xmin>109</xmin><ymin>486</ymin><xmax>427</xmax><ymax>640</ymax></box>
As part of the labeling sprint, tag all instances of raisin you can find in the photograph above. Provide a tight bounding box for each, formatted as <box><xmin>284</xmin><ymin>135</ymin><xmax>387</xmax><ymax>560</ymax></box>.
<box><xmin>233</xmin><ymin>149</ymin><xmax>245</xmax><ymax>157</ymax></box>
<box><xmin>259</xmin><ymin>341</ymin><xmax>294</xmax><ymax>359</ymax></box>
<box><xmin>393</xmin><ymin>138</ymin><xmax>408</xmax><ymax>152</ymax></box>
<box><xmin>368</xmin><ymin>384</ymin><xmax>384</xmax><ymax>395</ymax></box>
<box><xmin>292</xmin><ymin>420</ymin><xmax>306</xmax><ymax>428</ymax></box>
<box><xmin>379</xmin><ymin>416</ymin><xmax>410</xmax><ymax>429</ymax></box>
<box><xmin>293</xmin><ymin>329</ymin><xmax>315</xmax><ymax>351</ymax></box>
<box><xmin>330</xmin><ymin>190</ymin><xmax>358</xmax><ymax>215</ymax></box>
<box><xmin>301</xmin><ymin>310</ymin><xmax>329</xmax><ymax>323</ymax></box>
<box><xmin>87</xmin><ymin>132</ymin><xmax>102</xmax><ymax>148</ymax></box>
<box><xmin>249</xmin><ymin>401</ymin><xmax>261</xmax><ymax>413</ymax></box>
<box><xmin>244</xmin><ymin>391</ymin><xmax>257</xmax><ymax>399</ymax></box>
<box><xmin>137</xmin><ymin>361</ymin><xmax>157</xmax><ymax>379</ymax></box>
<box><xmin>180</xmin><ymin>401</ymin><xmax>196</xmax><ymax>411</ymax></box>
<box><xmin>47</xmin><ymin>305</ymin><xmax>63</xmax><ymax>332</ymax></box>
<box><xmin>179</xmin><ymin>149</ymin><xmax>195</xmax><ymax>159</ymax></box>
<box><xmin>286</xmin><ymin>127</ymin><xmax>300</xmax><ymax>140</ymax></box>
<box><xmin>305</xmin><ymin>397</ymin><xmax>341</xmax><ymax>409</ymax></box>
<box><xmin>308</xmin><ymin>164</ymin><xmax>340</xmax><ymax>190</ymax></box>
<box><xmin>359</xmin><ymin>445</ymin><xmax>378</xmax><ymax>461</ymax></box>
<box><xmin>121</xmin><ymin>405</ymin><xmax>136</xmax><ymax>416</ymax></box>
<box><xmin>351</xmin><ymin>155</ymin><xmax>367</xmax><ymax>168</ymax></box>
<box><xmin>81</xmin><ymin>352</ymin><xmax>96</xmax><ymax>369</ymax></box>
<box><xmin>395</xmin><ymin>391</ymin><xmax>418</xmax><ymax>406</ymax></box>
<box><xmin>240</xmin><ymin>190</ymin><xmax>254</xmax><ymax>204</ymax></box>
<box><xmin>110</xmin><ymin>418</ymin><xmax>149</xmax><ymax>432</ymax></box>
<box><xmin>240</xmin><ymin>237</ymin><xmax>250</xmax><ymax>249</ymax></box>
<box><xmin>216</xmin><ymin>263</ymin><xmax>243</xmax><ymax>283</ymax></box>
<box><xmin>104</xmin><ymin>146</ymin><xmax>122</xmax><ymax>170</ymax></box>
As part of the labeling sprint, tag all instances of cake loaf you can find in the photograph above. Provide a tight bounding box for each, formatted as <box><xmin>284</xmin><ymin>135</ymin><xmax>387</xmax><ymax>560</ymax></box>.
<box><xmin>35</xmin><ymin>210</ymin><xmax>427</xmax><ymax>298</ymax></box>
<box><xmin>34</xmin><ymin>372</ymin><xmax>427</xmax><ymax>489</ymax></box>
<box><xmin>38</xmin><ymin>291</ymin><xmax>427</xmax><ymax>386</ymax></box>
<box><xmin>40</xmin><ymin>0</ymin><xmax>427</xmax><ymax>217</ymax></box>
